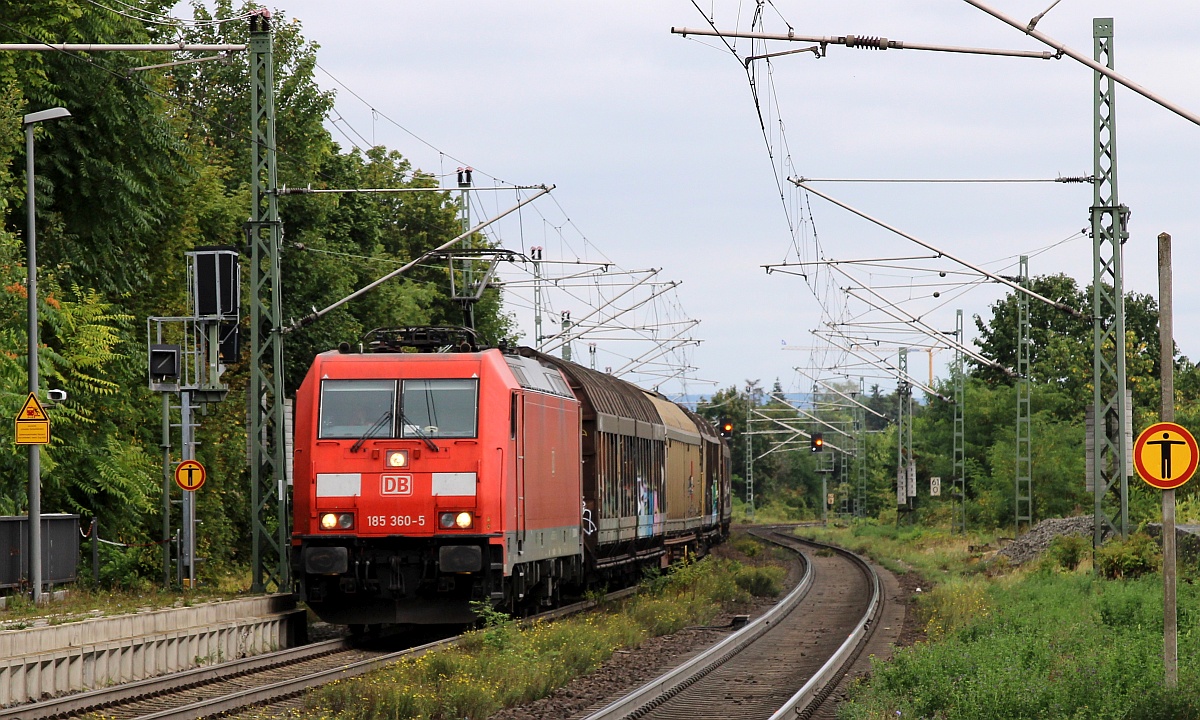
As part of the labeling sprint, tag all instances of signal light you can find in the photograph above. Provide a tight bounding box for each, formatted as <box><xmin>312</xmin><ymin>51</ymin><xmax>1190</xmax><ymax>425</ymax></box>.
<box><xmin>719</xmin><ymin>418</ymin><xmax>734</xmax><ymax>438</ymax></box>
<box><xmin>810</xmin><ymin>433</ymin><xmax>824</xmax><ymax>452</ymax></box>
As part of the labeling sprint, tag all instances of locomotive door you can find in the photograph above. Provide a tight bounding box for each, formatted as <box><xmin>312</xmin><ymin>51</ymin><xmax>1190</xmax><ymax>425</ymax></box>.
<box><xmin>514</xmin><ymin>393</ymin><xmax>527</xmax><ymax>551</ymax></box>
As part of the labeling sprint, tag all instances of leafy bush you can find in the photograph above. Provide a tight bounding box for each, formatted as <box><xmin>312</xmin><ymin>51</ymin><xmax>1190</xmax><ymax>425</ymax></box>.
<box><xmin>97</xmin><ymin>544</ymin><xmax>158</xmax><ymax>592</ymax></box>
<box><xmin>732</xmin><ymin>535</ymin><xmax>761</xmax><ymax>558</ymax></box>
<box><xmin>733</xmin><ymin>565</ymin><xmax>784</xmax><ymax>597</ymax></box>
<box><xmin>1048</xmin><ymin>534</ymin><xmax>1089</xmax><ymax>571</ymax></box>
<box><xmin>1095</xmin><ymin>533</ymin><xmax>1161</xmax><ymax>579</ymax></box>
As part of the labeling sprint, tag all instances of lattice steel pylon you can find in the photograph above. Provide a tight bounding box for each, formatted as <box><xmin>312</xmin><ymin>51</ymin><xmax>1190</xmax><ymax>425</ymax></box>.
<box><xmin>896</xmin><ymin>348</ymin><xmax>913</xmax><ymax>514</ymax></box>
<box><xmin>1090</xmin><ymin>17</ymin><xmax>1131</xmax><ymax>545</ymax></box>
<box><xmin>745</xmin><ymin>385</ymin><xmax>754</xmax><ymax>521</ymax></box>
<box><xmin>1016</xmin><ymin>257</ymin><xmax>1032</xmax><ymax>532</ymax></box>
<box><xmin>247</xmin><ymin>15</ymin><xmax>289</xmax><ymax>592</ymax></box>
<box><xmin>953</xmin><ymin>309</ymin><xmax>966</xmax><ymax>534</ymax></box>
<box><xmin>854</xmin><ymin>378</ymin><xmax>866</xmax><ymax>518</ymax></box>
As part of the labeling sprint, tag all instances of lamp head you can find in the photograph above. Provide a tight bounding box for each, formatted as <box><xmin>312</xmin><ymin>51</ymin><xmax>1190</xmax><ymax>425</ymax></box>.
<box><xmin>23</xmin><ymin>107</ymin><xmax>71</xmax><ymax>126</ymax></box>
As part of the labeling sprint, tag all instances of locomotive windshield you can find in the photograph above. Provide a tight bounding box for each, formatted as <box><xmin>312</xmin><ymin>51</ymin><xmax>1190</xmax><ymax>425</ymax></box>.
<box><xmin>319</xmin><ymin>378</ymin><xmax>478</xmax><ymax>439</ymax></box>
<box><xmin>319</xmin><ymin>380</ymin><xmax>396</xmax><ymax>438</ymax></box>
<box><xmin>401</xmin><ymin>379</ymin><xmax>478</xmax><ymax>438</ymax></box>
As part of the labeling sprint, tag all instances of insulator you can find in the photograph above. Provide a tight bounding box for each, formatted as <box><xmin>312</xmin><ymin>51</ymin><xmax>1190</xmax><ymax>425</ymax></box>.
<box><xmin>845</xmin><ymin>35</ymin><xmax>888</xmax><ymax>50</ymax></box>
<box><xmin>1055</xmin><ymin>175</ymin><xmax>1096</xmax><ymax>184</ymax></box>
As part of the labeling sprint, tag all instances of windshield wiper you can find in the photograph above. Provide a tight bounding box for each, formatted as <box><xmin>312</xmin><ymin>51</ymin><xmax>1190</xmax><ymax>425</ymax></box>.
<box><xmin>401</xmin><ymin>409</ymin><xmax>440</xmax><ymax>453</ymax></box>
<box><xmin>350</xmin><ymin>410</ymin><xmax>392</xmax><ymax>453</ymax></box>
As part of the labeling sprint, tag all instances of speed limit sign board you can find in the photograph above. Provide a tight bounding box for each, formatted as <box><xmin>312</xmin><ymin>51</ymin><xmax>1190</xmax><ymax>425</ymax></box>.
<box><xmin>175</xmin><ymin>459</ymin><xmax>206</xmax><ymax>491</ymax></box>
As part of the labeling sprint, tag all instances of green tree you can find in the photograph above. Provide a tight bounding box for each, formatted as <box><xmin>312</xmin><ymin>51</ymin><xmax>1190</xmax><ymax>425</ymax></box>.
<box><xmin>0</xmin><ymin>1</ymin><xmax>520</xmax><ymax>585</ymax></box>
<box><xmin>970</xmin><ymin>274</ymin><xmax>1087</xmax><ymax>387</ymax></box>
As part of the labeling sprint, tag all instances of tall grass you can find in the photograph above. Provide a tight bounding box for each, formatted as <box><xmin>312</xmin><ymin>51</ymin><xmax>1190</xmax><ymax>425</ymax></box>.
<box><xmin>806</xmin><ymin>522</ymin><xmax>1200</xmax><ymax>720</ymax></box>
<box><xmin>796</xmin><ymin>520</ymin><xmax>998</xmax><ymax>581</ymax></box>
<box><xmin>306</xmin><ymin>553</ymin><xmax>786</xmax><ymax>720</ymax></box>
<box><xmin>843</xmin><ymin>573</ymin><xmax>1200</xmax><ymax>719</ymax></box>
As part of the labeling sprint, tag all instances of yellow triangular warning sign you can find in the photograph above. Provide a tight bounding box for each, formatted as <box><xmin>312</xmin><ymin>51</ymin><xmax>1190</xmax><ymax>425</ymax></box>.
<box><xmin>18</xmin><ymin>393</ymin><xmax>47</xmax><ymax>421</ymax></box>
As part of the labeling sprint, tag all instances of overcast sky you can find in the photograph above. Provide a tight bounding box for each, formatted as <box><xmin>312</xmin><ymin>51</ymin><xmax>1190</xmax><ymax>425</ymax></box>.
<box><xmin>232</xmin><ymin>1</ymin><xmax>1200</xmax><ymax>400</ymax></box>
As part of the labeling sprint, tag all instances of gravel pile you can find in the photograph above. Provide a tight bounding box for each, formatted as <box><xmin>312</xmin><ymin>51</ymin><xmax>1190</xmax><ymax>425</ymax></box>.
<box><xmin>996</xmin><ymin>515</ymin><xmax>1098</xmax><ymax>566</ymax></box>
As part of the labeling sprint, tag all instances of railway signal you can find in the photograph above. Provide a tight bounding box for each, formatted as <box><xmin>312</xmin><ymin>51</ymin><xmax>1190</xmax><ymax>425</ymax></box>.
<box><xmin>719</xmin><ymin>418</ymin><xmax>734</xmax><ymax>438</ymax></box>
<box><xmin>810</xmin><ymin>433</ymin><xmax>824</xmax><ymax>452</ymax></box>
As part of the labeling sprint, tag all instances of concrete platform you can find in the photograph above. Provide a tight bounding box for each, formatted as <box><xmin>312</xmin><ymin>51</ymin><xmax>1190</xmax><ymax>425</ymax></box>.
<box><xmin>0</xmin><ymin>594</ymin><xmax>306</xmax><ymax>706</ymax></box>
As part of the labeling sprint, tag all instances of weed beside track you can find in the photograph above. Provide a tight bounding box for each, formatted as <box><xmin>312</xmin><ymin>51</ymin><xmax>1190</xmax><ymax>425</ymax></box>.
<box><xmin>303</xmin><ymin>538</ymin><xmax>787</xmax><ymax>720</ymax></box>
<box><xmin>796</xmin><ymin>522</ymin><xmax>1200</xmax><ymax>720</ymax></box>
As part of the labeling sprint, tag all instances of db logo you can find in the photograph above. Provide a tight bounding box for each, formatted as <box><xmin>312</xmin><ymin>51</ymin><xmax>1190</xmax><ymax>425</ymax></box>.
<box><xmin>381</xmin><ymin>475</ymin><xmax>413</xmax><ymax>496</ymax></box>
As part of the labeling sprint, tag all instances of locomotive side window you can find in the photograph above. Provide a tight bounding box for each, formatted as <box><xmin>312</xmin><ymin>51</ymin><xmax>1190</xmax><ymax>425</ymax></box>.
<box><xmin>401</xmin><ymin>379</ymin><xmax>478</xmax><ymax>438</ymax></box>
<box><xmin>319</xmin><ymin>380</ymin><xmax>397</xmax><ymax>438</ymax></box>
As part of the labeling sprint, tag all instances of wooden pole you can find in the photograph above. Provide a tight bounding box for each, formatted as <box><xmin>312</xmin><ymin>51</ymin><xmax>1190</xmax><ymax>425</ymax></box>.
<box><xmin>1158</xmin><ymin>231</ymin><xmax>1177</xmax><ymax>688</ymax></box>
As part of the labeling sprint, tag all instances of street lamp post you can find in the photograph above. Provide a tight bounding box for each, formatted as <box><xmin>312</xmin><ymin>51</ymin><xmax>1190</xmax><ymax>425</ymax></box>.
<box><xmin>24</xmin><ymin>106</ymin><xmax>70</xmax><ymax>605</ymax></box>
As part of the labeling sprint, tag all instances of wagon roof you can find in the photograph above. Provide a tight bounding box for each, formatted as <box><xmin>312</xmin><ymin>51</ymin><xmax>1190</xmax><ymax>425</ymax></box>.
<box><xmin>515</xmin><ymin>348</ymin><xmax>660</xmax><ymax>423</ymax></box>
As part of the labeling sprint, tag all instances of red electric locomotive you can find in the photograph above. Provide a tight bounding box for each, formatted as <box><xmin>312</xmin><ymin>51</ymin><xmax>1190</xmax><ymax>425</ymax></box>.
<box><xmin>291</xmin><ymin>327</ymin><xmax>730</xmax><ymax>627</ymax></box>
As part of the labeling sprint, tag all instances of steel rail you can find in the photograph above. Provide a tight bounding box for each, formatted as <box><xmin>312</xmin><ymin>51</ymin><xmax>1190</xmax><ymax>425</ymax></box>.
<box><xmin>580</xmin><ymin>528</ymin><xmax>882</xmax><ymax>720</ymax></box>
<box><xmin>135</xmin><ymin>588</ymin><xmax>642</xmax><ymax>720</ymax></box>
<box><xmin>3</xmin><ymin>588</ymin><xmax>640</xmax><ymax>720</ymax></box>
<box><xmin>578</xmin><ymin>534</ymin><xmax>815</xmax><ymax>720</ymax></box>
<box><xmin>0</xmin><ymin>637</ymin><xmax>351</xmax><ymax>720</ymax></box>
<box><xmin>135</xmin><ymin>637</ymin><xmax>459</xmax><ymax>720</ymax></box>
<box><xmin>767</xmin><ymin>533</ymin><xmax>883</xmax><ymax>719</ymax></box>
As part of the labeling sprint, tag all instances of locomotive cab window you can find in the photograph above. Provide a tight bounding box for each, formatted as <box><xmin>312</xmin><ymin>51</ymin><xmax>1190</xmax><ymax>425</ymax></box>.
<box><xmin>319</xmin><ymin>380</ymin><xmax>397</xmax><ymax>438</ymax></box>
<box><xmin>401</xmin><ymin>379</ymin><xmax>478</xmax><ymax>438</ymax></box>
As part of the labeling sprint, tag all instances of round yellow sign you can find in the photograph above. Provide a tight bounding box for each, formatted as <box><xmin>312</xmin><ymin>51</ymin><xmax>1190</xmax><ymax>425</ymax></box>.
<box><xmin>1133</xmin><ymin>422</ymin><xmax>1198</xmax><ymax>490</ymax></box>
<box><xmin>174</xmin><ymin>459</ymin><xmax>206</xmax><ymax>491</ymax></box>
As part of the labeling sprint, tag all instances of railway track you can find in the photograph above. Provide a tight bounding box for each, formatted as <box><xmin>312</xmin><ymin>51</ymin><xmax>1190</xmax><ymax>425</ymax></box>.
<box><xmin>3</xmin><ymin>532</ymin><xmax>877</xmax><ymax>719</ymax></box>
<box><xmin>0</xmin><ymin>636</ymin><xmax>375</xmax><ymax>720</ymax></box>
<box><xmin>0</xmin><ymin>589</ymin><xmax>636</xmax><ymax>720</ymax></box>
<box><xmin>579</xmin><ymin>528</ymin><xmax>882</xmax><ymax>720</ymax></box>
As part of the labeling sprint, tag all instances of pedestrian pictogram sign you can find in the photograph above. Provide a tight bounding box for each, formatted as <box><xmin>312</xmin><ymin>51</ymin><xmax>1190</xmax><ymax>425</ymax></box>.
<box><xmin>1134</xmin><ymin>422</ymin><xmax>1198</xmax><ymax>490</ymax></box>
<box><xmin>14</xmin><ymin>393</ymin><xmax>49</xmax><ymax>445</ymax></box>
<box><xmin>175</xmin><ymin>459</ymin><xmax>206</xmax><ymax>491</ymax></box>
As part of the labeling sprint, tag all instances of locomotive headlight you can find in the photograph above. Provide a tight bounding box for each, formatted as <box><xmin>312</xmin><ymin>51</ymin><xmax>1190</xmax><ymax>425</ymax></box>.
<box><xmin>320</xmin><ymin>512</ymin><xmax>354</xmax><ymax>530</ymax></box>
<box><xmin>439</xmin><ymin>511</ymin><xmax>473</xmax><ymax>529</ymax></box>
<box><xmin>385</xmin><ymin>450</ymin><xmax>409</xmax><ymax>468</ymax></box>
